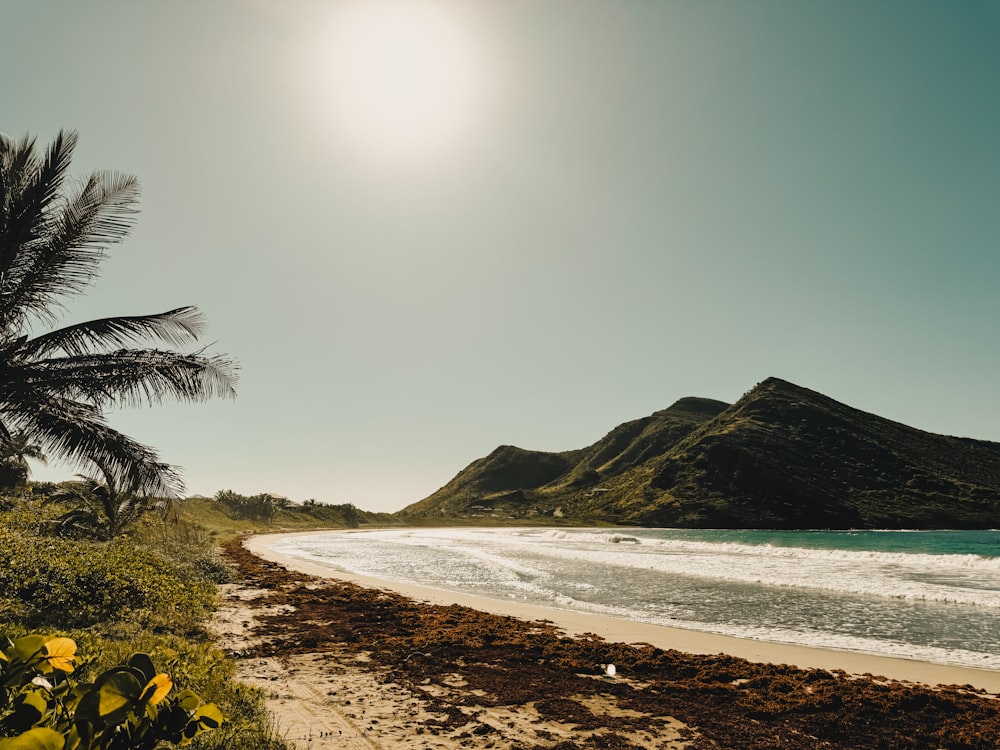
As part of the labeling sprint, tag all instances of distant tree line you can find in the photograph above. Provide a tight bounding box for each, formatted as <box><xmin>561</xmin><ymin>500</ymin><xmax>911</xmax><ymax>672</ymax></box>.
<box><xmin>213</xmin><ymin>489</ymin><xmax>362</xmax><ymax>527</ymax></box>
<box><xmin>213</xmin><ymin>489</ymin><xmax>289</xmax><ymax>522</ymax></box>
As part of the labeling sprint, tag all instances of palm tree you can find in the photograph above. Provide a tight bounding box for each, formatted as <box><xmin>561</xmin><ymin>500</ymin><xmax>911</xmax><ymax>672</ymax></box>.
<box><xmin>0</xmin><ymin>130</ymin><xmax>237</xmax><ymax>496</ymax></box>
<box><xmin>50</xmin><ymin>461</ymin><xmax>154</xmax><ymax>539</ymax></box>
<box><xmin>0</xmin><ymin>430</ymin><xmax>47</xmax><ymax>492</ymax></box>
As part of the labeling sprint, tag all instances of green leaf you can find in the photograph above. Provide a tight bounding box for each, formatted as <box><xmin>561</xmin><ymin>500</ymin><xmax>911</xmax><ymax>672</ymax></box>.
<box><xmin>125</xmin><ymin>654</ymin><xmax>155</xmax><ymax>685</ymax></box>
<box><xmin>155</xmin><ymin>704</ymin><xmax>189</xmax><ymax>738</ymax></box>
<box><xmin>0</xmin><ymin>727</ymin><xmax>65</xmax><ymax>750</ymax></box>
<box><xmin>174</xmin><ymin>690</ymin><xmax>201</xmax><ymax>712</ymax></box>
<box><xmin>193</xmin><ymin>703</ymin><xmax>223</xmax><ymax>729</ymax></box>
<box><xmin>8</xmin><ymin>637</ymin><xmax>46</xmax><ymax>669</ymax></box>
<box><xmin>69</xmin><ymin>719</ymin><xmax>92</xmax><ymax>750</ymax></box>
<box><xmin>22</xmin><ymin>688</ymin><xmax>49</xmax><ymax>716</ymax></box>
<box><xmin>41</xmin><ymin>639</ymin><xmax>75</xmax><ymax>673</ymax></box>
<box><xmin>0</xmin><ymin>688</ymin><xmax>48</xmax><ymax>733</ymax></box>
<box><xmin>75</xmin><ymin>668</ymin><xmax>141</xmax><ymax>727</ymax></box>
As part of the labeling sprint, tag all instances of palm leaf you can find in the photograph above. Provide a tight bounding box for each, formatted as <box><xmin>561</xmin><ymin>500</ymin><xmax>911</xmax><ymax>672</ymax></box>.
<box><xmin>13</xmin><ymin>348</ymin><xmax>238</xmax><ymax>407</ymax></box>
<box><xmin>3</xmin><ymin>170</ymin><xmax>140</xmax><ymax>327</ymax></box>
<box><xmin>19</xmin><ymin>307</ymin><xmax>207</xmax><ymax>358</ymax></box>
<box><xmin>2</xmin><ymin>395</ymin><xmax>182</xmax><ymax>497</ymax></box>
<box><xmin>0</xmin><ymin>130</ymin><xmax>76</xmax><ymax>276</ymax></box>
<box><xmin>0</xmin><ymin>131</ymin><xmax>79</xmax><ymax>329</ymax></box>
<box><xmin>0</xmin><ymin>132</ymin><xmax>237</xmax><ymax>496</ymax></box>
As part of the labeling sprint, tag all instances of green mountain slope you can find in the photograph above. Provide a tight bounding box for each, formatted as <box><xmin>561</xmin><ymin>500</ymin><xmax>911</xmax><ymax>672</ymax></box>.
<box><xmin>399</xmin><ymin>395</ymin><xmax>728</xmax><ymax>520</ymax></box>
<box><xmin>398</xmin><ymin>378</ymin><xmax>1000</xmax><ymax>529</ymax></box>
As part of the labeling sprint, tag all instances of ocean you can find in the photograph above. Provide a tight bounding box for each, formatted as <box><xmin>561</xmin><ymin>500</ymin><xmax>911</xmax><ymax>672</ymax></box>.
<box><xmin>267</xmin><ymin>527</ymin><xmax>1000</xmax><ymax>671</ymax></box>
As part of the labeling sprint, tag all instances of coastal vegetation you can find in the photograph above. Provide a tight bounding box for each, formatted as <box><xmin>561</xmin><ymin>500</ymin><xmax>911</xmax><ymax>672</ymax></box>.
<box><xmin>0</xmin><ymin>635</ymin><xmax>221</xmax><ymax>750</ymax></box>
<box><xmin>0</xmin><ymin>465</ymin><xmax>394</xmax><ymax>749</ymax></box>
<box><xmin>49</xmin><ymin>463</ymin><xmax>163</xmax><ymax>540</ymax></box>
<box><xmin>0</xmin><ymin>129</ymin><xmax>237</xmax><ymax>498</ymax></box>
<box><xmin>0</xmin><ymin>495</ymin><xmax>281</xmax><ymax>749</ymax></box>
<box><xmin>0</xmin><ymin>485</ymin><xmax>388</xmax><ymax>749</ymax></box>
<box><xmin>399</xmin><ymin>378</ymin><xmax>1000</xmax><ymax>529</ymax></box>
<box><xmin>0</xmin><ymin>484</ymin><xmax>397</xmax><ymax>749</ymax></box>
<box><xmin>0</xmin><ymin>131</ymin><xmax>256</xmax><ymax>749</ymax></box>
<box><xmin>0</xmin><ymin>431</ymin><xmax>46</xmax><ymax>493</ymax></box>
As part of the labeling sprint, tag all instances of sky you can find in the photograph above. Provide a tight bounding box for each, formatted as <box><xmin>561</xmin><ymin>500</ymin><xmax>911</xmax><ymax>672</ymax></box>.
<box><xmin>3</xmin><ymin>1</ymin><xmax>999</xmax><ymax>512</ymax></box>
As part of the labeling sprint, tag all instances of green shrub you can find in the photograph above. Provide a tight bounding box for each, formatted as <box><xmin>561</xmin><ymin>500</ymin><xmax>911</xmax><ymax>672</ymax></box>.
<box><xmin>65</xmin><ymin>633</ymin><xmax>282</xmax><ymax>750</ymax></box>
<box><xmin>0</xmin><ymin>531</ymin><xmax>214</xmax><ymax>634</ymax></box>
<box><xmin>0</xmin><ymin>634</ymin><xmax>222</xmax><ymax>749</ymax></box>
<box><xmin>0</xmin><ymin>507</ymin><xmax>290</xmax><ymax>750</ymax></box>
<box><xmin>130</xmin><ymin>518</ymin><xmax>234</xmax><ymax>586</ymax></box>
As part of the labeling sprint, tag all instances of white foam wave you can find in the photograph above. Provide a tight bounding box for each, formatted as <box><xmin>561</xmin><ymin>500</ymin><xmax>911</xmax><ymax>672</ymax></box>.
<box><xmin>523</xmin><ymin>543</ymin><xmax>1000</xmax><ymax>608</ymax></box>
<box><xmin>263</xmin><ymin>528</ymin><xmax>1000</xmax><ymax>671</ymax></box>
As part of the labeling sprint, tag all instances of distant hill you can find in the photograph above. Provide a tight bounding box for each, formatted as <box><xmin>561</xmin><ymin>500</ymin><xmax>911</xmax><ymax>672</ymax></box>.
<box><xmin>397</xmin><ymin>378</ymin><xmax>1000</xmax><ymax>529</ymax></box>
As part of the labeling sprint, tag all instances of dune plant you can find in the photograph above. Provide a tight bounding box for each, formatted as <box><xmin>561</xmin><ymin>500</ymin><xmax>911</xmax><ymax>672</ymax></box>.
<box><xmin>0</xmin><ymin>529</ymin><xmax>214</xmax><ymax>633</ymax></box>
<box><xmin>0</xmin><ymin>130</ymin><xmax>238</xmax><ymax>498</ymax></box>
<box><xmin>0</xmin><ymin>634</ymin><xmax>222</xmax><ymax>749</ymax></box>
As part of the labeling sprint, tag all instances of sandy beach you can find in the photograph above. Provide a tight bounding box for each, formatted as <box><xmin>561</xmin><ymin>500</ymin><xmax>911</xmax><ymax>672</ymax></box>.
<box><xmin>215</xmin><ymin>531</ymin><xmax>1000</xmax><ymax>750</ymax></box>
<box><xmin>244</xmin><ymin>531</ymin><xmax>1000</xmax><ymax>693</ymax></box>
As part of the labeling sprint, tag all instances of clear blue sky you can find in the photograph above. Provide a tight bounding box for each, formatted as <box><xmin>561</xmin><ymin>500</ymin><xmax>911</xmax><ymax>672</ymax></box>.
<box><xmin>4</xmin><ymin>1</ymin><xmax>999</xmax><ymax>511</ymax></box>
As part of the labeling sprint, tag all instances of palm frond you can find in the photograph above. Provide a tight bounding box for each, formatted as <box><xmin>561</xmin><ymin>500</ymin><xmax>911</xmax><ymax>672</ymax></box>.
<box><xmin>0</xmin><ymin>429</ymin><xmax>47</xmax><ymax>464</ymax></box>
<box><xmin>19</xmin><ymin>444</ymin><xmax>46</xmax><ymax>463</ymax></box>
<box><xmin>0</xmin><ymin>131</ymin><xmax>78</xmax><ymax>326</ymax></box>
<box><xmin>19</xmin><ymin>306</ymin><xmax>207</xmax><ymax>358</ymax></box>
<box><xmin>2</xmin><ymin>395</ymin><xmax>183</xmax><ymax>497</ymax></box>
<box><xmin>2</xmin><ymin>169</ymin><xmax>140</xmax><ymax>327</ymax></box>
<box><xmin>0</xmin><ymin>131</ymin><xmax>76</xmax><ymax>271</ymax></box>
<box><xmin>16</xmin><ymin>347</ymin><xmax>238</xmax><ymax>407</ymax></box>
<box><xmin>50</xmin><ymin>463</ymin><xmax>156</xmax><ymax>539</ymax></box>
<box><xmin>51</xmin><ymin>507</ymin><xmax>107</xmax><ymax>539</ymax></box>
<box><xmin>0</xmin><ymin>132</ymin><xmax>237</xmax><ymax>498</ymax></box>
<box><xmin>0</xmin><ymin>133</ymin><xmax>41</xmax><ymax>238</ymax></box>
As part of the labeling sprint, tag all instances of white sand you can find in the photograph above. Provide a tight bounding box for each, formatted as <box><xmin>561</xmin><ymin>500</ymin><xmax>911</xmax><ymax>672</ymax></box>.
<box><xmin>245</xmin><ymin>531</ymin><xmax>1000</xmax><ymax>694</ymax></box>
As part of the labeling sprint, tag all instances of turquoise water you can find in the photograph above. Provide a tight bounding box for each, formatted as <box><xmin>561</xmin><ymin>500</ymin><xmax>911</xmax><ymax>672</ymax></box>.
<box><xmin>646</xmin><ymin>528</ymin><xmax>1000</xmax><ymax>557</ymax></box>
<box><xmin>266</xmin><ymin>527</ymin><xmax>1000</xmax><ymax>671</ymax></box>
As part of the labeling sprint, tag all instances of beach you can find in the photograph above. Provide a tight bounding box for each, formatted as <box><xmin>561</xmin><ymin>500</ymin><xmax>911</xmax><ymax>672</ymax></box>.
<box><xmin>216</xmin><ymin>532</ymin><xmax>1000</xmax><ymax>749</ymax></box>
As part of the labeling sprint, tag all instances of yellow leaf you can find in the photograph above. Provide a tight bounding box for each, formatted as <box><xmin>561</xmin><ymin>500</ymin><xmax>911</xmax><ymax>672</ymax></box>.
<box><xmin>42</xmin><ymin>638</ymin><xmax>76</xmax><ymax>673</ymax></box>
<box><xmin>142</xmin><ymin>674</ymin><xmax>173</xmax><ymax>706</ymax></box>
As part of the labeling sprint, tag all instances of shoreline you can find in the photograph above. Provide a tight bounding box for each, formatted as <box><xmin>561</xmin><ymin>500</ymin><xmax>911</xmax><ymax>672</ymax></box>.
<box><xmin>245</xmin><ymin>530</ymin><xmax>1000</xmax><ymax>693</ymax></box>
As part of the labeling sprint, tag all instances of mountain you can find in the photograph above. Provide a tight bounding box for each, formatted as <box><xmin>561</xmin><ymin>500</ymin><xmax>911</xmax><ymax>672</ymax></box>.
<box><xmin>397</xmin><ymin>378</ymin><xmax>1000</xmax><ymax>529</ymax></box>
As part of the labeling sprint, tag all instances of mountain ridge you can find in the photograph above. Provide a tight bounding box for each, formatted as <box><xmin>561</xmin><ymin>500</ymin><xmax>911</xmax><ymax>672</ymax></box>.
<box><xmin>398</xmin><ymin>378</ymin><xmax>1000</xmax><ymax>528</ymax></box>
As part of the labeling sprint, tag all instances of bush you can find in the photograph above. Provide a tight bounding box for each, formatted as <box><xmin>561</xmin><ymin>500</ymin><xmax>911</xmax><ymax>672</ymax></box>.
<box><xmin>0</xmin><ymin>507</ymin><xmax>290</xmax><ymax>749</ymax></box>
<box><xmin>65</xmin><ymin>633</ymin><xmax>283</xmax><ymax>750</ymax></box>
<box><xmin>0</xmin><ymin>531</ymin><xmax>214</xmax><ymax>634</ymax></box>
<box><xmin>131</xmin><ymin>518</ymin><xmax>234</xmax><ymax>586</ymax></box>
<box><xmin>0</xmin><ymin>634</ymin><xmax>221</xmax><ymax>749</ymax></box>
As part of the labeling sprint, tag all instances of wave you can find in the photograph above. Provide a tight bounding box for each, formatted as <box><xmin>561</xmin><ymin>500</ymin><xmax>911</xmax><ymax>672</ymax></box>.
<box><xmin>528</xmin><ymin>546</ymin><xmax>1000</xmax><ymax>608</ymax></box>
<box><xmin>639</xmin><ymin>539</ymin><xmax>1000</xmax><ymax>571</ymax></box>
<box><xmin>263</xmin><ymin>529</ymin><xmax>1000</xmax><ymax>671</ymax></box>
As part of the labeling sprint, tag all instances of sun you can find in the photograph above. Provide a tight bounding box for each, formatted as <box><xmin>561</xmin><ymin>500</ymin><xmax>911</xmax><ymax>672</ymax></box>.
<box><xmin>298</xmin><ymin>1</ymin><xmax>495</xmax><ymax>174</ymax></box>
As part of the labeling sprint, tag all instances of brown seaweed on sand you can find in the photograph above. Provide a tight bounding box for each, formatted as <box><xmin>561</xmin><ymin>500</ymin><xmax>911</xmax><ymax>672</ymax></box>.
<box><xmin>221</xmin><ymin>538</ymin><xmax>1000</xmax><ymax>750</ymax></box>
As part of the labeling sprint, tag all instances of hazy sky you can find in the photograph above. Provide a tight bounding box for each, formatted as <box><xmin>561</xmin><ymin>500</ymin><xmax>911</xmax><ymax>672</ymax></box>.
<box><xmin>4</xmin><ymin>1</ymin><xmax>999</xmax><ymax>511</ymax></box>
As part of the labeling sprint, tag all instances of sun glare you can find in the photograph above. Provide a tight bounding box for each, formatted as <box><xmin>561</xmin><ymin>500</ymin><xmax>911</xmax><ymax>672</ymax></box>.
<box><xmin>298</xmin><ymin>1</ymin><xmax>495</xmax><ymax>174</ymax></box>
